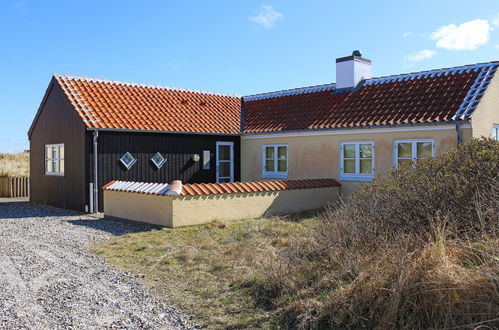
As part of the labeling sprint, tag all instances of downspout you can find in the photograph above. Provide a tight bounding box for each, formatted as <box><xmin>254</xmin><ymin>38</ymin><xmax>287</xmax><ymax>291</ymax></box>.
<box><xmin>455</xmin><ymin>123</ymin><xmax>463</xmax><ymax>145</ymax></box>
<box><xmin>93</xmin><ymin>130</ymin><xmax>99</xmax><ymax>213</ymax></box>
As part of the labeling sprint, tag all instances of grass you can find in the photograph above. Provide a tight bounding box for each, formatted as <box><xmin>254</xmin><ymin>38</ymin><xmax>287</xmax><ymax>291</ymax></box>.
<box><xmin>94</xmin><ymin>139</ymin><xmax>498</xmax><ymax>329</ymax></box>
<box><xmin>92</xmin><ymin>211</ymin><xmax>320</xmax><ymax>329</ymax></box>
<box><xmin>0</xmin><ymin>152</ymin><xmax>29</xmax><ymax>177</ymax></box>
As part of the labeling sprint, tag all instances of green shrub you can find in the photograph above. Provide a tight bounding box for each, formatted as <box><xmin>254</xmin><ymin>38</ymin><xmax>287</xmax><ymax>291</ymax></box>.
<box><xmin>253</xmin><ymin>138</ymin><xmax>499</xmax><ymax>329</ymax></box>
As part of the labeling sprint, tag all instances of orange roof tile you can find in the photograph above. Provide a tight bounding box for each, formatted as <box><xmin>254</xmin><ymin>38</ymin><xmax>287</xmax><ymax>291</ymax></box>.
<box><xmin>54</xmin><ymin>74</ymin><xmax>241</xmax><ymax>134</ymax></box>
<box><xmin>103</xmin><ymin>179</ymin><xmax>340</xmax><ymax>196</ymax></box>
<box><xmin>243</xmin><ymin>62</ymin><xmax>498</xmax><ymax>133</ymax></box>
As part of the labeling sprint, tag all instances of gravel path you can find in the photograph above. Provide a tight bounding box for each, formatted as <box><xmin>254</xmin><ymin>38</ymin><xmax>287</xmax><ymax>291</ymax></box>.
<box><xmin>0</xmin><ymin>202</ymin><xmax>195</xmax><ymax>329</ymax></box>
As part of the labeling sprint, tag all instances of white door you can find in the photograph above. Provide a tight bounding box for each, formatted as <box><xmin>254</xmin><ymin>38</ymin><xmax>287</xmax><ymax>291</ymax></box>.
<box><xmin>216</xmin><ymin>142</ymin><xmax>234</xmax><ymax>183</ymax></box>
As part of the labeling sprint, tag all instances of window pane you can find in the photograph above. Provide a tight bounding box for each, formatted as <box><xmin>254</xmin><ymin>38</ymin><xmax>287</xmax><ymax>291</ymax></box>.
<box><xmin>417</xmin><ymin>142</ymin><xmax>432</xmax><ymax>159</ymax></box>
<box><xmin>218</xmin><ymin>145</ymin><xmax>231</xmax><ymax>161</ymax></box>
<box><xmin>344</xmin><ymin>159</ymin><xmax>355</xmax><ymax>173</ymax></box>
<box><xmin>52</xmin><ymin>146</ymin><xmax>58</xmax><ymax>160</ymax></box>
<box><xmin>59</xmin><ymin>145</ymin><xmax>64</xmax><ymax>159</ymax></box>
<box><xmin>60</xmin><ymin>160</ymin><xmax>65</xmax><ymax>173</ymax></box>
<box><xmin>360</xmin><ymin>144</ymin><xmax>372</xmax><ymax>158</ymax></box>
<box><xmin>277</xmin><ymin>146</ymin><xmax>287</xmax><ymax>159</ymax></box>
<box><xmin>219</xmin><ymin>162</ymin><xmax>231</xmax><ymax>178</ymax></box>
<box><xmin>265</xmin><ymin>160</ymin><xmax>274</xmax><ymax>172</ymax></box>
<box><xmin>397</xmin><ymin>143</ymin><xmax>412</xmax><ymax>158</ymax></box>
<box><xmin>343</xmin><ymin>144</ymin><xmax>356</xmax><ymax>158</ymax></box>
<box><xmin>52</xmin><ymin>160</ymin><xmax>58</xmax><ymax>173</ymax></box>
<box><xmin>398</xmin><ymin>159</ymin><xmax>413</xmax><ymax>168</ymax></box>
<box><xmin>278</xmin><ymin>159</ymin><xmax>287</xmax><ymax>172</ymax></box>
<box><xmin>46</xmin><ymin>160</ymin><xmax>52</xmax><ymax>173</ymax></box>
<box><xmin>46</xmin><ymin>146</ymin><xmax>52</xmax><ymax>160</ymax></box>
<box><xmin>360</xmin><ymin>159</ymin><xmax>372</xmax><ymax>174</ymax></box>
<box><xmin>265</xmin><ymin>146</ymin><xmax>275</xmax><ymax>159</ymax></box>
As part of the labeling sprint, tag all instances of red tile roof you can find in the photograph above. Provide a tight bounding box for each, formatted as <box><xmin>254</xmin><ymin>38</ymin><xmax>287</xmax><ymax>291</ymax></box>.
<box><xmin>54</xmin><ymin>74</ymin><xmax>241</xmax><ymax>134</ymax></box>
<box><xmin>51</xmin><ymin>62</ymin><xmax>498</xmax><ymax>136</ymax></box>
<box><xmin>103</xmin><ymin>178</ymin><xmax>340</xmax><ymax>196</ymax></box>
<box><xmin>243</xmin><ymin>62</ymin><xmax>498</xmax><ymax>133</ymax></box>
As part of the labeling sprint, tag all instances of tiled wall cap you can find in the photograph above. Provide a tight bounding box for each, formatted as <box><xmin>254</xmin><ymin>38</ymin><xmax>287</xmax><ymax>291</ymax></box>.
<box><xmin>103</xmin><ymin>178</ymin><xmax>340</xmax><ymax>196</ymax></box>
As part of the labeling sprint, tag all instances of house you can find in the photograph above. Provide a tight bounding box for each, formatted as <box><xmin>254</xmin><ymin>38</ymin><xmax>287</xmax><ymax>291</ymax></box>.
<box><xmin>240</xmin><ymin>53</ymin><xmax>499</xmax><ymax>194</ymax></box>
<box><xmin>28</xmin><ymin>52</ymin><xmax>499</xmax><ymax>212</ymax></box>
<box><xmin>28</xmin><ymin>75</ymin><xmax>241</xmax><ymax>212</ymax></box>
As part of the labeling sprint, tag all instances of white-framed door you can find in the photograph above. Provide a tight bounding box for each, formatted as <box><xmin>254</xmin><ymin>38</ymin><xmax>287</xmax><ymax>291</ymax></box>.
<box><xmin>216</xmin><ymin>141</ymin><xmax>234</xmax><ymax>183</ymax></box>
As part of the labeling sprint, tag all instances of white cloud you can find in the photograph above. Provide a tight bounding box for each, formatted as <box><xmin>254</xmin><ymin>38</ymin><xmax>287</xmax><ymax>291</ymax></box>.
<box><xmin>403</xmin><ymin>31</ymin><xmax>412</xmax><ymax>37</ymax></box>
<box><xmin>495</xmin><ymin>44</ymin><xmax>499</xmax><ymax>50</ymax></box>
<box><xmin>249</xmin><ymin>5</ymin><xmax>283</xmax><ymax>29</ymax></box>
<box><xmin>430</xmin><ymin>19</ymin><xmax>490</xmax><ymax>50</ymax></box>
<box><xmin>492</xmin><ymin>13</ymin><xmax>499</xmax><ymax>29</ymax></box>
<box><xmin>406</xmin><ymin>49</ymin><xmax>437</xmax><ymax>62</ymax></box>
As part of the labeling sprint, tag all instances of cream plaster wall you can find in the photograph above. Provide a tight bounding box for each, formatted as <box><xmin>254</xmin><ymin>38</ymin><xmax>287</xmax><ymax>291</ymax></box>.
<box><xmin>104</xmin><ymin>187</ymin><xmax>339</xmax><ymax>227</ymax></box>
<box><xmin>104</xmin><ymin>190</ymin><xmax>173</xmax><ymax>227</ymax></box>
<box><xmin>471</xmin><ymin>71</ymin><xmax>499</xmax><ymax>138</ymax></box>
<box><xmin>241</xmin><ymin>127</ymin><xmax>459</xmax><ymax>195</ymax></box>
<box><xmin>171</xmin><ymin>187</ymin><xmax>339</xmax><ymax>227</ymax></box>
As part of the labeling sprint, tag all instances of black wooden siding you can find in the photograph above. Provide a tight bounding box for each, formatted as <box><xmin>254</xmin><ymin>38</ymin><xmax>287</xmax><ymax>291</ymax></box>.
<box><xmin>29</xmin><ymin>80</ymin><xmax>87</xmax><ymax>211</ymax></box>
<box><xmin>90</xmin><ymin>131</ymin><xmax>241</xmax><ymax>212</ymax></box>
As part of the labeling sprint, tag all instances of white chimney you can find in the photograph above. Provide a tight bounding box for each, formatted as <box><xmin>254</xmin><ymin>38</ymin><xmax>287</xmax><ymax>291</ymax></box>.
<box><xmin>335</xmin><ymin>50</ymin><xmax>372</xmax><ymax>89</ymax></box>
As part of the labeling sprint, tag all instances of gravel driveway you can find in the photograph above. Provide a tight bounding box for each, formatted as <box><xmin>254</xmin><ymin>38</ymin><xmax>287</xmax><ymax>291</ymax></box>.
<box><xmin>0</xmin><ymin>202</ymin><xmax>194</xmax><ymax>329</ymax></box>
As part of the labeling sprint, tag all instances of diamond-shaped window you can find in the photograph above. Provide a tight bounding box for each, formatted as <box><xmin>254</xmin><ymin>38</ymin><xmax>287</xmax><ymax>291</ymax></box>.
<box><xmin>151</xmin><ymin>152</ymin><xmax>166</xmax><ymax>169</ymax></box>
<box><xmin>120</xmin><ymin>152</ymin><xmax>137</xmax><ymax>170</ymax></box>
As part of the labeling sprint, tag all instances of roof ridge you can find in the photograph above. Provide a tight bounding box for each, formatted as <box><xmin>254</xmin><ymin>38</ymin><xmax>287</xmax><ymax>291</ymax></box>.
<box><xmin>243</xmin><ymin>82</ymin><xmax>336</xmax><ymax>101</ymax></box>
<box><xmin>365</xmin><ymin>61</ymin><xmax>499</xmax><ymax>85</ymax></box>
<box><xmin>243</xmin><ymin>60</ymin><xmax>499</xmax><ymax>101</ymax></box>
<box><xmin>53</xmin><ymin>73</ymin><xmax>241</xmax><ymax>98</ymax></box>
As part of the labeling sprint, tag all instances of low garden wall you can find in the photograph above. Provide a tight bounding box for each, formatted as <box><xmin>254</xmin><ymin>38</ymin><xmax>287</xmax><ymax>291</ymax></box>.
<box><xmin>103</xmin><ymin>179</ymin><xmax>340</xmax><ymax>227</ymax></box>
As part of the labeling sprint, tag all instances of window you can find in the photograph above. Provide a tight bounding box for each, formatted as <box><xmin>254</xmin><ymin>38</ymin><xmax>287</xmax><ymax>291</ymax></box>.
<box><xmin>340</xmin><ymin>142</ymin><xmax>374</xmax><ymax>181</ymax></box>
<box><xmin>151</xmin><ymin>152</ymin><xmax>166</xmax><ymax>169</ymax></box>
<box><xmin>493</xmin><ymin>125</ymin><xmax>499</xmax><ymax>141</ymax></box>
<box><xmin>45</xmin><ymin>144</ymin><xmax>64</xmax><ymax>176</ymax></box>
<box><xmin>202</xmin><ymin>150</ymin><xmax>210</xmax><ymax>170</ymax></box>
<box><xmin>262</xmin><ymin>145</ymin><xmax>288</xmax><ymax>178</ymax></box>
<box><xmin>120</xmin><ymin>152</ymin><xmax>137</xmax><ymax>170</ymax></box>
<box><xmin>394</xmin><ymin>140</ymin><xmax>434</xmax><ymax>168</ymax></box>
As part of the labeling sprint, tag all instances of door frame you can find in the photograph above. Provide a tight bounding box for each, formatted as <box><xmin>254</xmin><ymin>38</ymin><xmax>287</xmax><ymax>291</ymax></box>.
<box><xmin>216</xmin><ymin>141</ymin><xmax>234</xmax><ymax>183</ymax></box>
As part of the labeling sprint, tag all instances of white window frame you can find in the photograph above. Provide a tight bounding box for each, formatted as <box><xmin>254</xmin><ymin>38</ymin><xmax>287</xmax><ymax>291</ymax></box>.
<box><xmin>262</xmin><ymin>144</ymin><xmax>288</xmax><ymax>178</ymax></box>
<box><xmin>120</xmin><ymin>152</ymin><xmax>137</xmax><ymax>170</ymax></box>
<box><xmin>393</xmin><ymin>139</ymin><xmax>435</xmax><ymax>169</ymax></box>
<box><xmin>45</xmin><ymin>144</ymin><xmax>65</xmax><ymax>176</ymax></box>
<box><xmin>339</xmin><ymin>141</ymin><xmax>374</xmax><ymax>182</ymax></box>
<box><xmin>492</xmin><ymin>124</ymin><xmax>499</xmax><ymax>141</ymax></box>
<box><xmin>151</xmin><ymin>152</ymin><xmax>166</xmax><ymax>169</ymax></box>
<box><xmin>216</xmin><ymin>141</ymin><xmax>234</xmax><ymax>183</ymax></box>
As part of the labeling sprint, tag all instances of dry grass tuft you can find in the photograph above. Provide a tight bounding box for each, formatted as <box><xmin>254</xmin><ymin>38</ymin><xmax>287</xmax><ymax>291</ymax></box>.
<box><xmin>252</xmin><ymin>138</ymin><xmax>499</xmax><ymax>329</ymax></box>
<box><xmin>92</xmin><ymin>211</ymin><xmax>319</xmax><ymax>329</ymax></box>
<box><xmin>0</xmin><ymin>152</ymin><xmax>29</xmax><ymax>177</ymax></box>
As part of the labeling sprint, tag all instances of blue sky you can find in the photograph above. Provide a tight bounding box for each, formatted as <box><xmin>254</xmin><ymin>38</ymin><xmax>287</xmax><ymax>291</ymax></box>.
<box><xmin>1</xmin><ymin>0</ymin><xmax>499</xmax><ymax>152</ymax></box>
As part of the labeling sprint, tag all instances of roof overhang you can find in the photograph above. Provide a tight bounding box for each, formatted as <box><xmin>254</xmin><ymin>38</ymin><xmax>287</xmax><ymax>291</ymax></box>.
<box><xmin>86</xmin><ymin>127</ymin><xmax>240</xmax><ymax>136</ymax></box>
<box><xmin>241</xmin><ymin>121</ymin><xmax>471</xmax><ymax>139</ymax></box>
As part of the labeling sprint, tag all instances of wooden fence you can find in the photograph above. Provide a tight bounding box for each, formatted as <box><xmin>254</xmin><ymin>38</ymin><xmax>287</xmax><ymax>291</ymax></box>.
<box><xmin>0</xmin><ymin>177</ymin><xmax>30</xmax><ymax>198</ymax></box>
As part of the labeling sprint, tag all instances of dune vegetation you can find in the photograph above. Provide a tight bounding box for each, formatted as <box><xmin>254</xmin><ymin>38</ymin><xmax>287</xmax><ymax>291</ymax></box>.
<box><xmin>94</xmin><ymin>138</ymin><xmax>499</xmax><ymax>329</ymax></box>
<box><xmin>0</xmin><ymin>152</ymin><xmax>29</xmax><ymax>177</ymax></box>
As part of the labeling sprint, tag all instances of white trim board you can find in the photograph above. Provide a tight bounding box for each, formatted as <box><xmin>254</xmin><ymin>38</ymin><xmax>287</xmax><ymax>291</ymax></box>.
<box><xmin>242</xmin><ymin>124</ymin><xmax>472</xmax><ymax>140</ymax></box>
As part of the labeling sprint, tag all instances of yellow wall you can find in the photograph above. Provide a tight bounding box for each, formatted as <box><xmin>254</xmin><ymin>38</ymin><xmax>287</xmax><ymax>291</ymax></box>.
<box><xmin>104</xmin><ymin>190</ymin><xmax>173</xmax><ymax>227</ymax></box>
<box><xmin>471</xmin><ymin>71</ymin><xmax>499</xmax><ymax>138</ymax></box>
<box><xmin>104</xmin><ymin>187</ymin><xmax>339</xmax><ymax>227</ymax></box>
<box><xmin>171</xmin><ymin>187</ymin><xmax>339</xmax><ymax>227</ymax></box>
<box><xmin>241</xmin><ymin>127</ymin><xmax>459</xmax><ymax>195</ymax></box>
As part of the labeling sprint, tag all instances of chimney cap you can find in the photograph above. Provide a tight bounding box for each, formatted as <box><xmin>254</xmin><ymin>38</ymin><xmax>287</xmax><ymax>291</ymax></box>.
<box><xmin>336</xmin><ymin>52</ymin><xmax>371</xmax><ymax>64</ymax></box>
